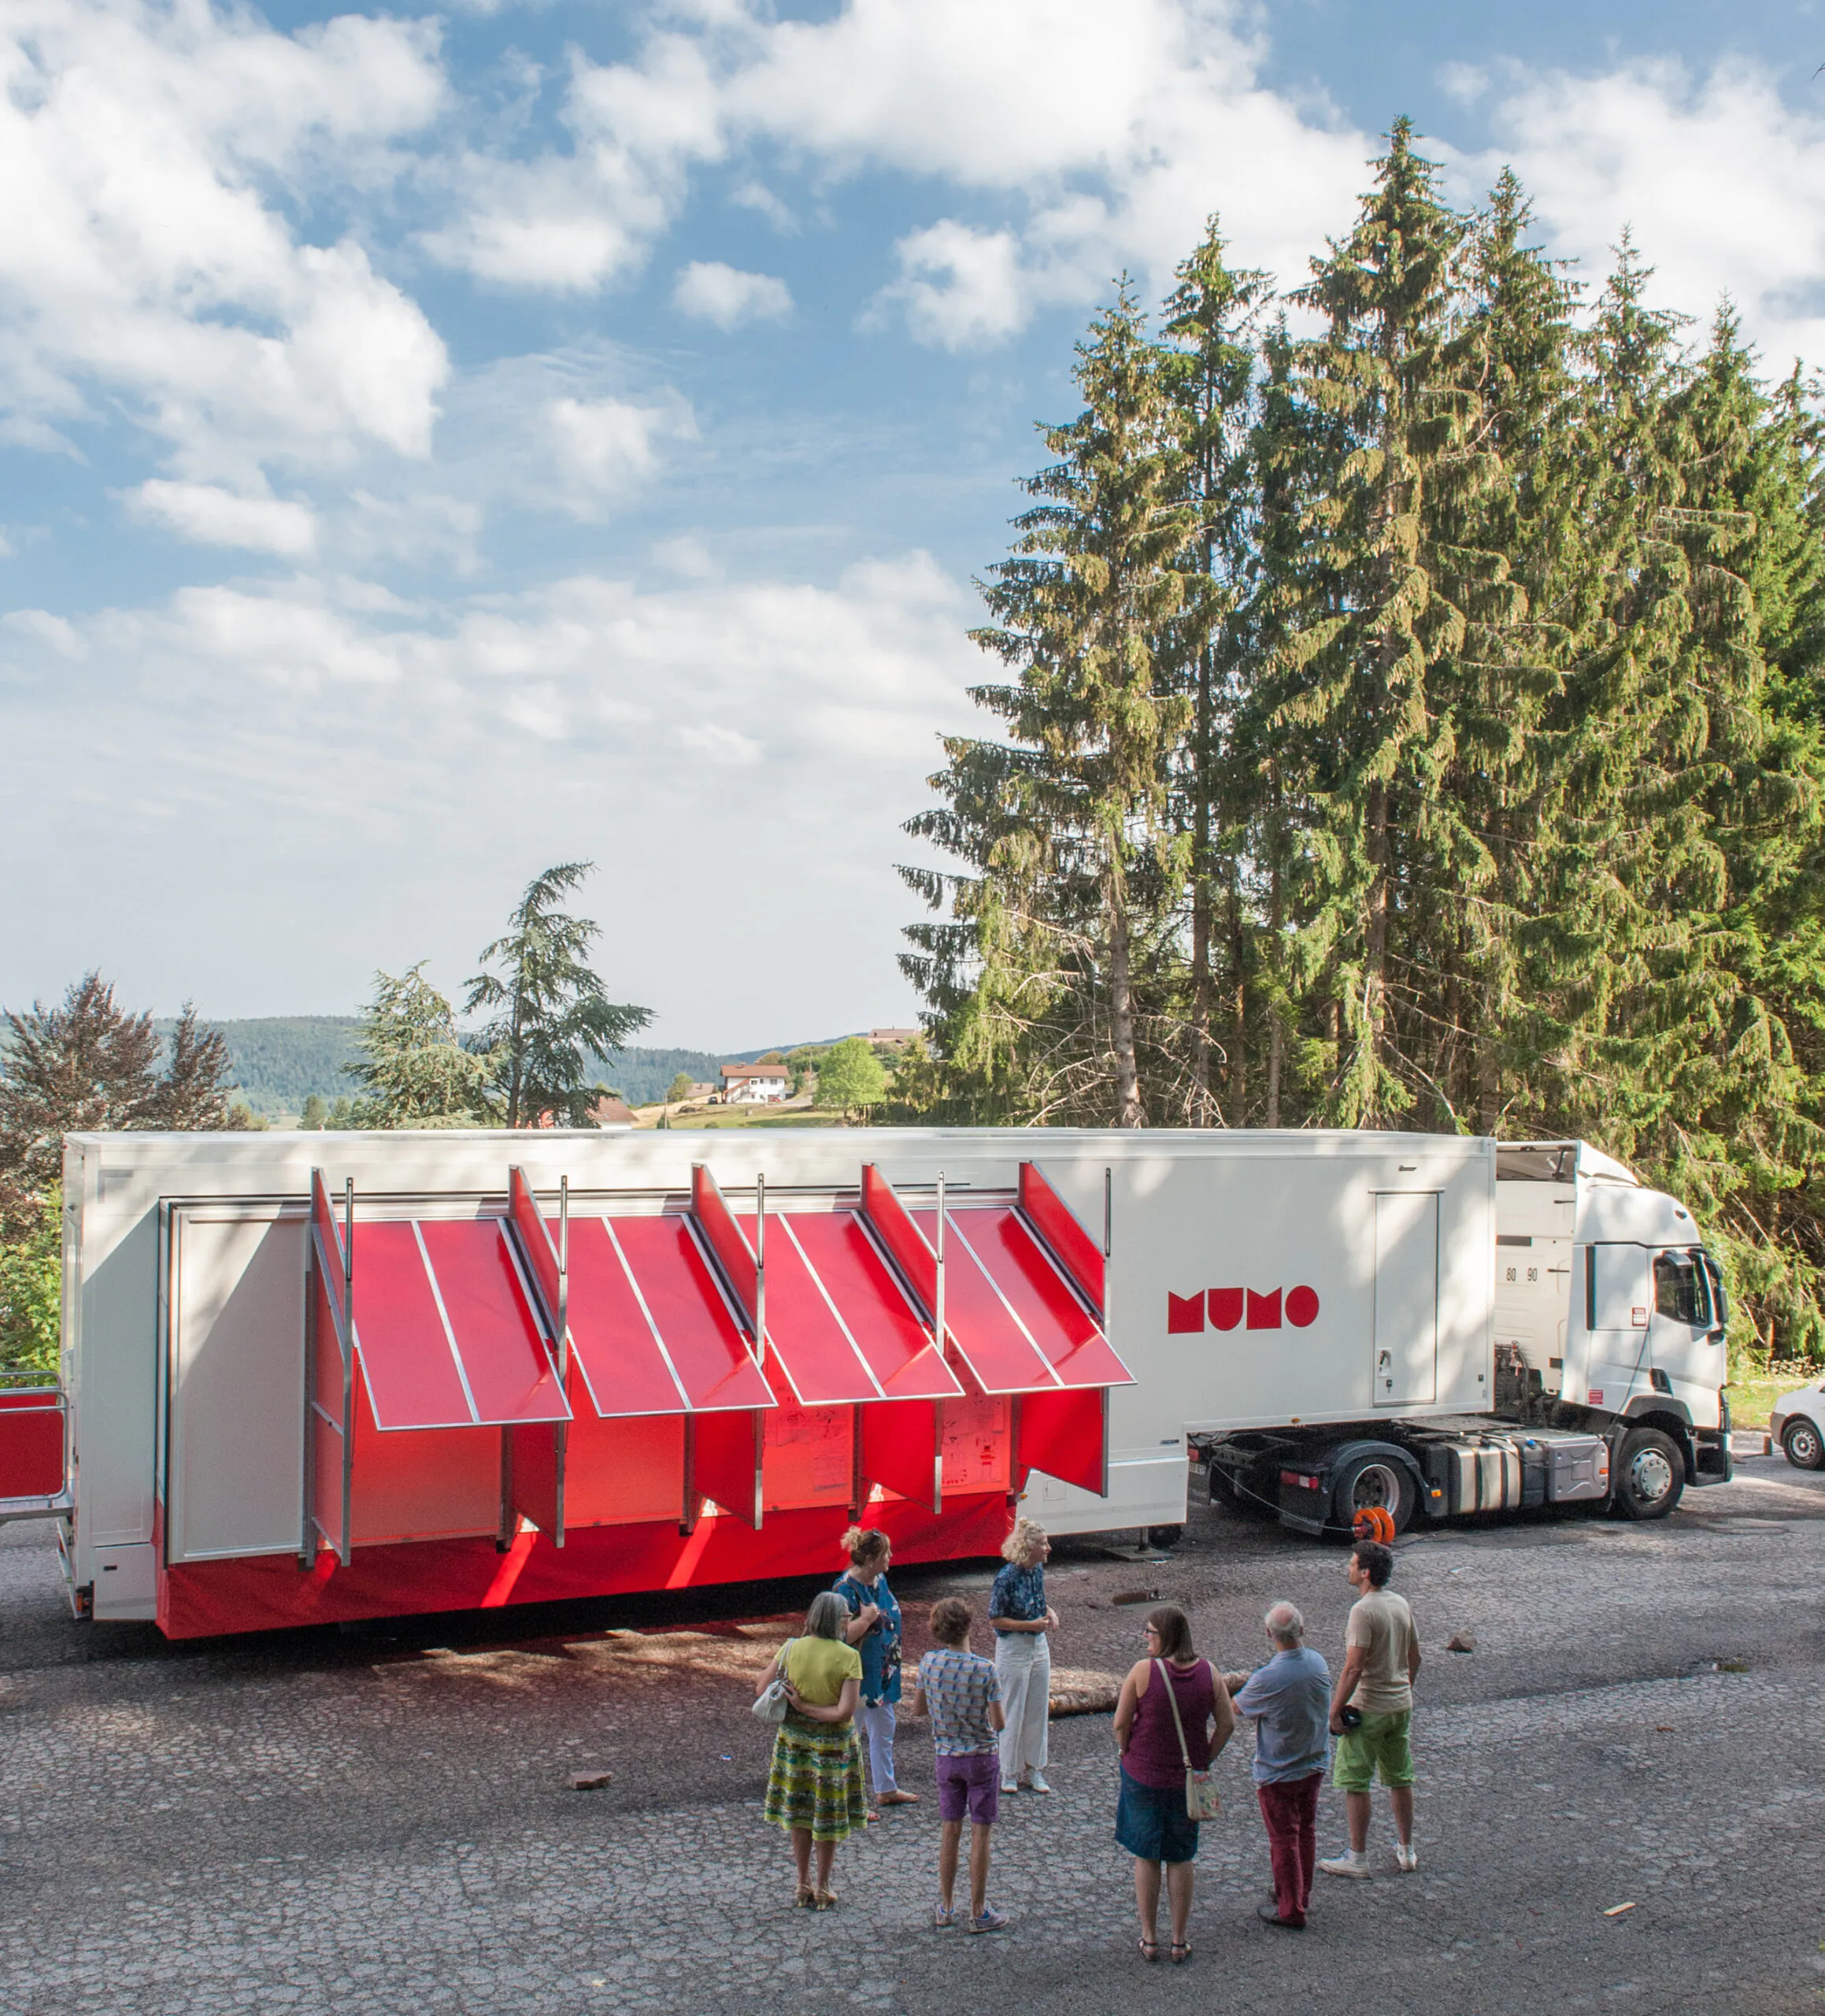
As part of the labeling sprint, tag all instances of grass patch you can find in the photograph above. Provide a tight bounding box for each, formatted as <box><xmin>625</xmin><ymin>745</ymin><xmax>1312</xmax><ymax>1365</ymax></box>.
<box><xmin>1727</xmin><ymin>1366</ymin><xmax>1821</xmax><ymax>1429</ymax></box>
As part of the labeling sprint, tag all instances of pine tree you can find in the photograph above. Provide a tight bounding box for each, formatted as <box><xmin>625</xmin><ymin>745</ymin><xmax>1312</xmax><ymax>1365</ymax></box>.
<box><xmin>347</xmin><ymin>965</ymin><xmax>495</xmax><ymax>1125</ymax></box>
<box><xmin>466</xmin><ymin>863</ymin><xmax>652</xmax><ymax>1128</ymax></box>
<box><xmin>1159</xmin><ymin>219</ymin><xmax>1269</xmax><ymax>1123</ymax></box>
<box><xmin>908</xmin><ymin>284</ymin><xmax>1194</xmax><ymax>1125</ymax></box>
<box><xmin>1270</xmin><ymin>118</ymin><xmax>1480</xmax><ymax>1124</ymax></box>
<box><xmin>147</xmin><ymin>1005</ymin><xmax>247</xmax><ymax>1131</ymax></box>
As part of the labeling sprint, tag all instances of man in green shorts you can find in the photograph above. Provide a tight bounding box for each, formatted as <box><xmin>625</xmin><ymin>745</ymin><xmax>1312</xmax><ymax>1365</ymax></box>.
<box><xmin>1319</xmin><ymin>1538</ymin><xmax>1420</xmax><ymax>1878</ymax></box>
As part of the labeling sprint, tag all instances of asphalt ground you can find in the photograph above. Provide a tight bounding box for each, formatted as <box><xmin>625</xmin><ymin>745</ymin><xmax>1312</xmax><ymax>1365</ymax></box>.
<box><xmin>0</xmin><ymin>1449</ymin><xmax>1821</xmax><ymax>2016</ymax></box>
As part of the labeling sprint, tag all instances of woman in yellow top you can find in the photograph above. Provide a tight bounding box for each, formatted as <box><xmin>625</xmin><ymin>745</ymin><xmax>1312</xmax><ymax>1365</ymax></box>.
<box><xmin>757</xmin><ymin>1590</ymin><xmax>868</xmax><ymax>1907</ymax></box>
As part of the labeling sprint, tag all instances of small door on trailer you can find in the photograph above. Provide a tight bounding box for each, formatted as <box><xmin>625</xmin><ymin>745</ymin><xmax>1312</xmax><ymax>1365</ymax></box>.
<box><xmin>1372</xmin><ymin>1191</ymin><xmax>1439</xmax><ymax>1407</ymax></box>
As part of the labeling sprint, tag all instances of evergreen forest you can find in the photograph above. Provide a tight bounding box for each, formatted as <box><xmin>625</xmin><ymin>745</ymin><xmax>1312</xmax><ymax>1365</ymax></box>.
<box><xmin>901</xmin><ymin>121</ymin><xmax>1825</xmax><ymax>1358</ymax></box>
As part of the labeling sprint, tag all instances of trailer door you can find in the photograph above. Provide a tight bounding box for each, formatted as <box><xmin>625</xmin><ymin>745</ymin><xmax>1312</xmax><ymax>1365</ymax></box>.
<box><xmin>1372</xmin><ymin>1191</ymin><xmax>1439</xmax><ymax>1406</ymax></box>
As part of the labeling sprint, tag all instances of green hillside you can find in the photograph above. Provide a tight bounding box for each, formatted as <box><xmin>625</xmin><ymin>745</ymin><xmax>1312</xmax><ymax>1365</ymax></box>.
<box><xmin>138</xmin><ymin>1018</ymin><xmax>816</xmax><ymax>1117</ymax></box>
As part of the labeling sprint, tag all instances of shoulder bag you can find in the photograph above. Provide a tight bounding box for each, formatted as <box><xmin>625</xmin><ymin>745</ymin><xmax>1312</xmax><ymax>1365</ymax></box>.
<box><xmin>753</xmin><ymin>1639</ymin><xmax>797</xmax><ymax>1724</ymax></box>
<box><xmin>1157</xmin><ymin>1658</ymin><xmax>1222</xmax><ymax>1820</ymax></box>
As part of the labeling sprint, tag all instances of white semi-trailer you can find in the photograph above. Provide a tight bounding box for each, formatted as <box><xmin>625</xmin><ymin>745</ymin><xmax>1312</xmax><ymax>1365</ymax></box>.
<box><xmin>1001</xmin><ymin>1131</ymin><xmax>1730</xmax><ymax>1543</ymax></box>
<box><xmin>0</xmin><ymin>1126</ymin><xmax>1728</xmax><ymax>1638</ymax></box>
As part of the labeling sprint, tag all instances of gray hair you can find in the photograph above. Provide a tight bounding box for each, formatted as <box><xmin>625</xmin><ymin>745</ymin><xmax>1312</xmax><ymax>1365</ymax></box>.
<box><xmin>805</xmin><ymin>1592</ymin><xmax>850</xmax><ymax>1642</ymax></box>
<box><xmin>1264</xmin><ymin>1602</ymin><xmax>1304</xmax><ymax>1647</ymax></box>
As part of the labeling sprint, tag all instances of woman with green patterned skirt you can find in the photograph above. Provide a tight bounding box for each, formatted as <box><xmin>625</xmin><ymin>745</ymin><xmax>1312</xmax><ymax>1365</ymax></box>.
<box><xmin>758</xmin><ymin>1590</ymin><xmax>868</xmax><ymax>1907</ymax></box>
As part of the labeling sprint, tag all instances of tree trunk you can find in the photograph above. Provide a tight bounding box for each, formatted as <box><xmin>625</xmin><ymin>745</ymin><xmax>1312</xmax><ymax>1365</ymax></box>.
<box><xmin>1364</xmin><ymin>775</ymin><xmax>1389</xmax><ymax>1121</ymax></box>
<box><xmin>1227</xmin><ymin>874</ymin><xmax>1247</xmax><ymax>1125</ymax></box>
<box><xmin>1189</xmin><ymin>617</ymin><xmax>1215</xmax><ymax>1126</ymax></box>
<box><xmin>1108</xmin><ymin>876</ymin><xmax>1144</xmax><ymax>1128</ymax></box>
<box><xmin>1266</xmin><ymin>763</ymin><xmax>1284</xmax><ymax>1128</ymax></box>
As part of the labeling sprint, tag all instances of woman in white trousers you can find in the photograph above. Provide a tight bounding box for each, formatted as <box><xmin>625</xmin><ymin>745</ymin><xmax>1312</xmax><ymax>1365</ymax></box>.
<box><xmin>990</xmin><ymin>1520</ymin><xmax>1057</xmax><ymax>1792</ymax></box>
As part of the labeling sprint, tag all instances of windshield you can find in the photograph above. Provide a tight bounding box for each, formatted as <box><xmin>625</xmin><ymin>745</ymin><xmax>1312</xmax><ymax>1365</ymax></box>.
<box><xmin>1653</xmin><ymin>1247</ymin><xmax>1712</xmax><ymax>1328</ymax></box>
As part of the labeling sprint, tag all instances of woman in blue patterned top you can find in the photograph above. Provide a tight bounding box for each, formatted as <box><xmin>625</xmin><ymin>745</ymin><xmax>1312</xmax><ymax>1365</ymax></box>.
<box><xmin>833</xmin><ymin>1526</ymin><xmax>916</xmax><ymax>1810</ymax></box>
<box><xmin>987</xmin><ymin>1518</ymin><xmax>1057</xmax><ymax>1793</ymax></box>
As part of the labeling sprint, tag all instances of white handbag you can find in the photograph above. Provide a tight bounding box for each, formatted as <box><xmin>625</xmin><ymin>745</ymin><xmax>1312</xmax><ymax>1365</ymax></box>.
<box><xmin>1157</xmin><ymin>1658</ymin><xmax>1222</xmax><ymax>1820</ymax></box>
<box><xmin>753</xmin><ymin>1640</ymin><xmax>796</xmax><ymax>1724</ymax></box>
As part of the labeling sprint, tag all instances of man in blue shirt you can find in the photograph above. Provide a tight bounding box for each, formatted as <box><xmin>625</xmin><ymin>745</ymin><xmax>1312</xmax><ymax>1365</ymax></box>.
<box><xmin>1229</xmin><ymin>1602</ymin><xmax>1331</xmax><ymax>1930</ymax></box>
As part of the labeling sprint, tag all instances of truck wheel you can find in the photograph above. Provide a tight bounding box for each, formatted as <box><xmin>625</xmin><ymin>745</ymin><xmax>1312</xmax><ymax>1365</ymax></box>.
<box><xmin>1782</xmin><ymin>1418</ymin><xmax>1825</xmax><ymax>1471</ymax></box>
<box><xmin>1146</xmin><ymin>1524</ymin><xmax>1185</xmax><ymax>1550</ymax></box>
<box><xmin>1332</xmin><ymin>1454</ymin><xmax>1413</xmax><ymax>1536</ymax></box>
<box><xmin>1612</xmin><ymin>1427</ymin><xmax>1684</xmax><ymax>1519</ymax></box>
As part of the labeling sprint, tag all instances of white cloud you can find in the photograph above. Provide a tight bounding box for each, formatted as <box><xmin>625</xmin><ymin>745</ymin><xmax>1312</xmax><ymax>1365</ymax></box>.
<box><xmin>731</xmin><ymin>180</ymin><xmax>800</xmax><ymax>233</ymax></box>
<box><xmin>1457</xmin><ymin>58</ymin><xmax>1825</xmax><ymax>369</ymax></box>
<box><xmin>545</xmin><ymin>394</ymin><xmax>698</xmax><ymax>508</ymax></box>
<box><xmin>672</xmin><ymin>260</ymin><xmax>793</xmax><ymax>329</ymax></box>
<box><xmin>126</xmin><ymin>480</ymin><xmax>317</xmax><ymax>557</ymax></box>
<box><xmin>652</xmin><ymin>533</ymin><xmax>719</xmax><ymax>577</ymax></box>
<box><xmin>425</xmin><ymin>0</ymin><xmax>1368</xmax><ymax>337</ymax></box>
<box><xmin>872</xmin><ymin>223</ymin><xmax>1027</xmax><ymax>350</ymax></box>
<box><xmin>0</xmin><ymin>0</ymin><xmax>450</xmax><ymax>483</ymax></box>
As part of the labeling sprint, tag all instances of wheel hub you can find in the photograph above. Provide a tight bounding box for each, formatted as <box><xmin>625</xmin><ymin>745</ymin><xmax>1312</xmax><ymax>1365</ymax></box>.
<box><xmin>1630</xmin><ymin>1447</ymin><xmax>1675</xmax><ymax>1503</ymax></box>
<box><xmin>1352</xmin><ymin>1462</ymin><xmax>1401</xmax><ymax>1512</ymax></box>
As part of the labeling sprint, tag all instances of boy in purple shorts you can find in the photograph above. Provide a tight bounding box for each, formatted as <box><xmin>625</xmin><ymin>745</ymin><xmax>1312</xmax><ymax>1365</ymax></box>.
<box><xmin>909</xmin><ymin>1597</ymin><xmax>1009</xmax><ymax>1932</ymax></box>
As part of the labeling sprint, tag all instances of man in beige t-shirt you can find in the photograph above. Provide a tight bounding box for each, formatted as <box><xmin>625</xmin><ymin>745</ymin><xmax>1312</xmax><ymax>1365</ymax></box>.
<box><xmin>1319</xmin><ymin>1540</ymin><xmax>1420</xmax><ymax>1879</ymax></box>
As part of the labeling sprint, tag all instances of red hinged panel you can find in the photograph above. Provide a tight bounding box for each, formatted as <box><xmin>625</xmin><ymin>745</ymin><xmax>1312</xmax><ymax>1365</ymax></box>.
<box><xmin>1018</xmin><ymin>1386</ymin><xmax>1109</xmax><ymax>1496</ymax></box>
<box><xmin>416</xmin><ymin>1221</ymin><xmax>568</xmax><ymax>1425</ymax></box>
<box><xmin>909</xmin><ymin>1209</ymin><xmax>1056</xmax><ymax>1393</ymax></box>
<box><xmin>738</xmin><ymin>1214</ymin><xmax>882</xmax><ymax>1406</ymax></box>
<box><xmin>561</xmin><ymin>1219</ymin><xmax>694</xmax><ymax>1417</ymax></box>
<box><xmin>954</xmin><ymin>1208</ymin><xmax>1132</xmax><ymax>1389</ymax></box>
<box><xmin>0</xmin><ymin>1389</ymin><xmax>63</xmax><ymax>1499</ymax></box>
<box><xmin>860</xmin><ymin>1165</ymin><xmax>936</xmax><ymax>1314</ymax></box>
<box><xmin>354</xmin><ymin>1221</ymin><xmax>473</xmax><ymax>1429</ymax></box>
<box><xmin>860</xmin><ymin>1398</ymin><xmax>942</xmax><ymax>1512</ymax></box>
<box><xmin>776</xmin><ymin>1212</ymin><xmax>961</xmax><ymax>1402</ymax></box>
<box><xmin>353</xmin><ymin>1220</ymin><xmax>568</xmax><ymax>1432</ymax></box>
<box><xmin>509</xmin><ymin>1167</ymin><xmax>563</xmax><ymax>1333</ymax></box>
<box><xmin>692</xmin><ymin>1408</ymin><xmax>764</xmax><ymax>1528</ymax></box>
<box><xmin>604</xmin><ymin>1216</ymin><xmax>773</xmax><ymax>1413</ymax></box>
<box><xmin>691</xmin><ymin>1165</ymin><xmax>757</xmax><ymax>1329</ymax></box>
<box><xmin>1017</xmin><ymin>1162</ymin><xmax>1105</xmax><ymax>1313</ymax></box>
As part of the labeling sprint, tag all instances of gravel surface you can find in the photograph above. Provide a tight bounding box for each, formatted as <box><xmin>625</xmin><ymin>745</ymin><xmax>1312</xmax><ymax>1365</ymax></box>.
<box><xmin>1</xmin><ymin>1451</ymin><xmax>1821</xmax><ymax>2016</ymax></box>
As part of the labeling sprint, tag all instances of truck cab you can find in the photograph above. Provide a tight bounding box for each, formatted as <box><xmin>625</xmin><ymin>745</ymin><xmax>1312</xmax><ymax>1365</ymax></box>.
<box><xmin>1494</xmin><ymin>1140</ymin><xmax>1731</xmax><ymax>1507</ymax></box>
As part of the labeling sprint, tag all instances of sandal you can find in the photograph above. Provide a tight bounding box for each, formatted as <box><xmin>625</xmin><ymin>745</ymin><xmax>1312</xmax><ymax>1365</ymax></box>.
<box><xmin>1137</xmin><ymin>1938</ymin><xmax>1159</xmax><ymax>1963</ymax></box>
<box><xmin>815</xmin><ymin>1887</ymin><xmax>840</xmax><ymax>1910</ymax></box>
<box><xmin>794</xmin><ymin>1883</ymin><xmax>816</xmax><ymax>1909</ymax></box>
<box><xmin>1170</xmin><ymin>1942</ymin><xmax>1193</xmax><ymax>1965</ymax></box>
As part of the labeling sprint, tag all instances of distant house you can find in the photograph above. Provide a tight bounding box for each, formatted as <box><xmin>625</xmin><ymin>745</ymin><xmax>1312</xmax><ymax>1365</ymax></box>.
<box><xmin>868</xmin><ymin>1028</ymin><xmax>920</xmax><ymax>1049</ymax></box>
<box><xmin>721</xmin><ymin>1062</ymin><xmax>790</xmax><ymax>1105</ymax></box>
<box><xmin>587</xmin><ymin>1095</ymin><xmax>638</xmax><ymax>1129</ymax></box>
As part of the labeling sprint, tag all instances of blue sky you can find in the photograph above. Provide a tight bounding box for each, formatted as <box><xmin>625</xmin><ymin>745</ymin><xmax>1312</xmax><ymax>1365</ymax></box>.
<box><xmin>5</xmin><ymin>1</ymin><xmax>1824</xmax><ymax>1051</ymax></box>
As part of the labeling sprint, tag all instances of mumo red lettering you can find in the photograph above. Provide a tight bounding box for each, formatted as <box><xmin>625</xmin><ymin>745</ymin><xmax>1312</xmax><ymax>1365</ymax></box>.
<box><xmin>1166</xmin><ymin>1284</ymin><xmax>1320</xmax><ymax>1333</ymax></box>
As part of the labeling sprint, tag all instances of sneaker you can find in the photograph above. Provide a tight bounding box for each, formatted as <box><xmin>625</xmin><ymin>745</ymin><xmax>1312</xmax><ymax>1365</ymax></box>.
<box><xmin>1319</xmin><ymin>1850</ymin><xmax>1373</xmax><ymax>1880</ymax></box>
<box><xmin>1000</xmin><ymin>1779</ymin><xmax>1019</xmax><ymax>1795</ymax></box>
<box><xmin>934</xmin><ymin>1903</ymin><xmax>958</xmax><ymax>1929</ymax></box>
<box><xmin>967</xmin><ymin>1907</ymin><xmax>1009</xmax><ymax>1934</ymax></box>
<box><xmin>1394</xmin><ymin>1841</ymin><xmax>1418</xmax><ymax>1874</ymax></box>
<box><xmin>1027</xmin><ymin>1770</ymin><xmax>1052</xmax><ymax>1794</ymax></box>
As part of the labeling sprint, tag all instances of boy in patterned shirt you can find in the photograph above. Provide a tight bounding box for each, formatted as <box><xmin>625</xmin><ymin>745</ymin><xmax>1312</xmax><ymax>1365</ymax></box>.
<box><xmin>909</xmin><ymin>1598</ymin><xmax>1008</xmax><ymax>1932</ymax></box>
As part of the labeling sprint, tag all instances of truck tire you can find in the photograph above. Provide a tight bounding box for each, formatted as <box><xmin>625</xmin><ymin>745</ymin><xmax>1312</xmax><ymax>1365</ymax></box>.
<box><xmin>1146</xmin><ymin>1525</ymin><xmax>1185</xmax><ymax>1550</ymax></box>
<box><xmin>1782</xmin><ymin>1417</ymin><xmax>1825</xmax><ymax>1471</ymax></box>
<box><xmin>1612</xmin><ymin>1427</ymin><xmax>1684</xmax><ymax>1519</ymax></box>
<box><xmin>1332</xmin><ymin>1452</ymin><xmax>1414</xmax><ymax>1536</ymax></box>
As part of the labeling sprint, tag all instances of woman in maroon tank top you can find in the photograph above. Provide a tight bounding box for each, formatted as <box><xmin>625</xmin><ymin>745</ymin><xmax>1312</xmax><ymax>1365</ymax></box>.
<box><xmin>1112</xmin><ymin>1603</ymin><xmax>1235</xmax><ymax>1964</ymax></box>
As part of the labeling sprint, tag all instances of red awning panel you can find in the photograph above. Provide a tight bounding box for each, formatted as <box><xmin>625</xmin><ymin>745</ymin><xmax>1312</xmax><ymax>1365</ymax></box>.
<box><xmin>955</xmin><ymin>1207</ymin><xmax>1133</xmax><ymax>1389</ymax></box>
<box><xmin>909</xmin><ymin>1209</ymin><xmax>1057</xmax><ymax>1394</ymax></box>
<box><xmin>561</xmin><ymin>1217</ymin><xmax>694</xmax><ymax>1417</ymax></box>
<box><xmin>353</xmin><ymin>1219</ymin><xmax>571</xmax><ymax>1430</ymax></box>
<box><xmin>781</xmin><ymin>1212</ymin><xmax>961</xmax><ymax>1402</ymax></box>
<box><xmin>598</xmin><ymin>1215</ymin><xmax>773</xmax><ymax>1414</ymax></box>
<box><xmin>737</xmin><ymin>1214</ymin><xmax>882</xmax><ymax>1405</ymax></box>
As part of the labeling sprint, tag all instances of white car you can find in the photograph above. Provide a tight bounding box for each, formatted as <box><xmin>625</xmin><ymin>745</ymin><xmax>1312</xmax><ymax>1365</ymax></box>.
<box><xmin>1770</xmin><ymin>1380</ymin><xmax>1825</xmax><ymax>1470</ymax></box>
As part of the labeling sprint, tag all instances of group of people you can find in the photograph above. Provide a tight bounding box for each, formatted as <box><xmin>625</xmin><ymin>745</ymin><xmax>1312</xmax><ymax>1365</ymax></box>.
<box><xmin>753</xmin><ymin>1515</ymin><xmax>1420</xmax><ymax>1954</ymax></box>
